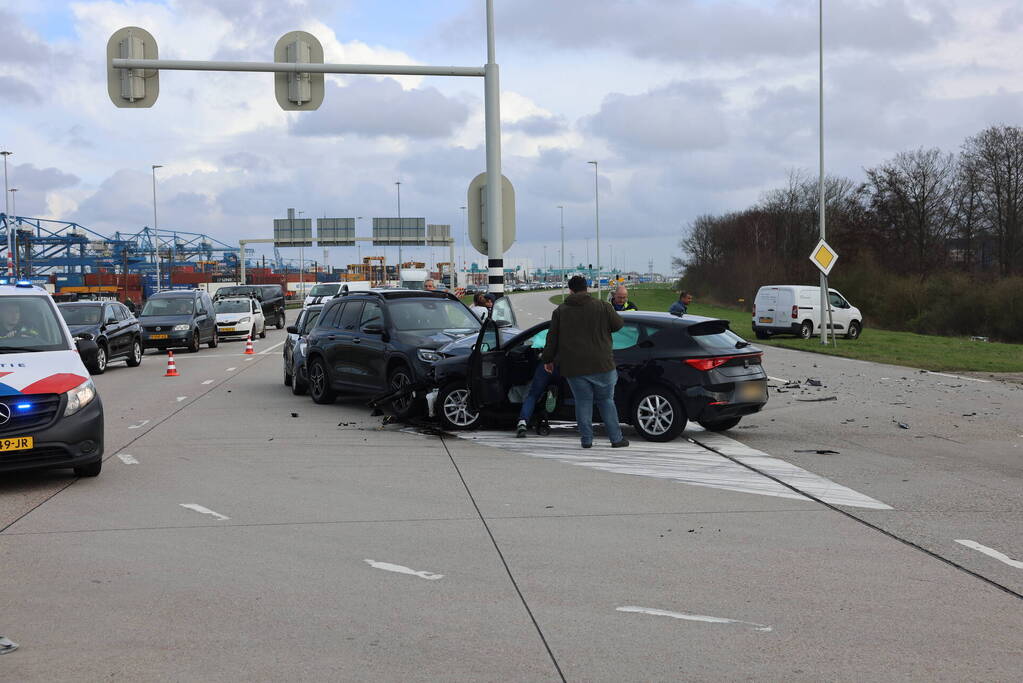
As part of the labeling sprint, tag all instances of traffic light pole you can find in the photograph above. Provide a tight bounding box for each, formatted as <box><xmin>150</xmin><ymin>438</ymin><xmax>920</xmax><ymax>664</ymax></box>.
<box><xmin>109</xmin><ymin>0</ymin><xmax>505</xmax><ymax>293</ymax></box>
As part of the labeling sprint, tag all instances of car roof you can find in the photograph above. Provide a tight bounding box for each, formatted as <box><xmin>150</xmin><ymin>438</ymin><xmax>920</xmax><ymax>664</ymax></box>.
<box><xmin>341</xmin><ymin>289</ymin><xmax>459</xmax><ymax>302</ymax></box>
<box><xmin>0</xmin><ymin>283</ymin><xmax>50</xmax><ymax>297</ymax></box>
<box><xmin>151</xmin><ymin>289</ymin><xmax>200</xmax><ymax>298</ymax></box>
<box><xmin>58</xmin><ymin>301</ymin><xmax>105</xmax><ymax>307</ymax></box>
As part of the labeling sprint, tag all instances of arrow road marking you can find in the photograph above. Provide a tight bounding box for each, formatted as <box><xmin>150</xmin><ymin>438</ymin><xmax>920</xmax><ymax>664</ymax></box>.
<box><xmin>202</xmin><ymin>379</ymin><xmax>214</xmax><ymax>385</ymax></box>
<box><xmin>955</xmin><ymin>540</ymin><xmax>1023</xmax><ymax>569</ymax></box>
<box><xmin>117</xmin><ymin>453</ymin><xmax>139</xmax><ymax>465</ymax></box>
<box><xmin>179</xmin><ymin>504</ymin><xmax>230</xmax><ymax>521</ymax></box>
<box><xmin>364</xmin><ymin>559</ymin><xmax>444</xmax><ymax>580</ymax></box>
<box><xmin>128</xmin><ymin>419</ymin><xmax>150</xmax><ymax>430</ymax></box>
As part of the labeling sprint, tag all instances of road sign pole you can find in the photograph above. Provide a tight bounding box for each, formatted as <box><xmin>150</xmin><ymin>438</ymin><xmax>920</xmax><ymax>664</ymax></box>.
<box><xmin>818</xmin><ymin>0</ymin><xmax>829</xmax><ymax>346</ymax></box>
<box><xmin>484</xmin><ymin>0</ymin><xmax>504</xmax><ymax>295</ymax></box>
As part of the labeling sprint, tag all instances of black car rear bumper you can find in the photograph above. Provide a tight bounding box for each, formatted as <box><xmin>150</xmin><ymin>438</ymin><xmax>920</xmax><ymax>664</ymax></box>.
<box><xmin>682</xmin><ymin>380</ymin><xmax>768</xmax><ymax>422</ymax></box>
<box><xmin>0</xmin><ymin>396</ymin><xmax>104</xmax><ymax>474</ymax></box>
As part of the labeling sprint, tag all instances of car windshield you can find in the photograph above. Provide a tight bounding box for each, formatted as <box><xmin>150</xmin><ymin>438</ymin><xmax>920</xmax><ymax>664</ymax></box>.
<box><xmin>388</xmin><ymin>299</ymin><xmax>481</xmax><ymax>333</ymax></box>
<box><xmin>142</xmin><ymin>297</ymin><xmax>194</xmax><ymax>316</ymax></box>
<box><xmin>0</xmin><ymin>296</ymin><xmax>71</xmax><ymax>353</ymax></box>
<box><xmin>309</xmin><ymin>284</ymin><xmax>340</xmax><ymax>297</ymax></box>
<box><xmin>59</xmin><ymin>305</ymin><xmax>102</xmax><ymax>325</ymax></box>
<box><xmin>215</xmin><ymin>299</ymin><xmax>250</xmax><ymax>314</ymax></box>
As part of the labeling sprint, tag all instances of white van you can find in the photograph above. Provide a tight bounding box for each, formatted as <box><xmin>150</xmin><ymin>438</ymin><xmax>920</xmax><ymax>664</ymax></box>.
<box><xmin>752</xmin><ymin>285</ymin><xmax>863</xmax><ymax>340</ymax></box>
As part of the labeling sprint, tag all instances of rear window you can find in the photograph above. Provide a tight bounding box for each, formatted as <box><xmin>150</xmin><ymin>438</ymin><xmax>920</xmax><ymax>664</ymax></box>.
<box><xmin>687</xmin><ymin>320</ymin><xmax>750</xmax><ymax>352</ymax></box>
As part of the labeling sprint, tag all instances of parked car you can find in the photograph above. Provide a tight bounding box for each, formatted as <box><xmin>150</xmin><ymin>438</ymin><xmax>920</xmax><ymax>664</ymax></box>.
<box><xmin>140</xmin><ymin>289</ymin><xmax>218</xmax><ymax>353</ymax></box>
<box><xmin>214</xmin><ymin>296</ymin><xmax>266</xmax><ymax>340</ymax></box>
<box><xmin>0</xmin><ymin>281</ymin><xmax>104</xmax><ymax>477</ymax></box>
<box><xmin>429</xmin><ymin>307</ymin><xmax>768</xmax><ymax>441</ymax></box>
<box><xmin>752</xmin><ymin>285</ymin><xmax>863</xmax><ymax>340</ymax></box>
<box><xmin>57</xmin><ymin>300</ymin><xmax>143</xmax><ymax>374</ymax></box>
<box><xmin>283</xmin><ymin>304</ymin><xmax>324</xmax><ymax>394</ymax></box>
<box><xmin>214</xmin><ymin>285</ymin><xmax>286</xmax><ymax>329</ymax></box>
<box><xmin>303</xmin><ymin>289</ymin><xmax>483</xmax><ymax>417</ymax></box>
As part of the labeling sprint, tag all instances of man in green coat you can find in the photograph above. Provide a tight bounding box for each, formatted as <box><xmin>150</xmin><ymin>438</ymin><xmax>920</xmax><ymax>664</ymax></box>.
<box><xmin>541</xmin><ymin>275</ymin><xmax>629</xmax><ymax>449</ymax></box>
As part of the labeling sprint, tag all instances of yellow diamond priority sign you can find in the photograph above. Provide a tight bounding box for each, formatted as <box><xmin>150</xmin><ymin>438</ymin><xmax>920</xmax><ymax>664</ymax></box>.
<box><xmin>809</xmin><ymin>239</ymin><xmax>838</xmax><ymax>276</ymax></box>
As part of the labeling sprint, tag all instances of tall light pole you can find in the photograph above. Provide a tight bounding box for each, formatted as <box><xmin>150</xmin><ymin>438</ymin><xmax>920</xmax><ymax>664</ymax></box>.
<box><xmin>395</xmin><ymin>180</ymin><xmax>402</xmax><ymax>273</ymax></box>
<box><xmin>817</xmin><ymin>0</ymin><xmax>829</xmax><ymax>346</ymax></box>
<box><xmin>588</xmin><ymin>160</ymin><xmax>601</xmax><ymax>300</ymax></box>
<box><xmin>460</xmin><ymin>205</ymin><xmax>467</xmax><ymax>288</ymax></box>
<box><xmin>1</xmin><ymin>150</ymin><xmax>12</xmax><ymax>276</ymax></box>
<box><xmin>151</xmin><ymin>164</ymin><xmax>162</xmax><ymax>291</ymax></box>
<box><xmin>558</xmin><ymin>205</ymin><xmax>565</xmax><ymax>302</ymax></box>
<box><xmin>7</xmin><ymin>187</ymin><xmax>17</xmax><ymax>277</ymax></box>
<box><xmin>298</xmin><ymin>209</ymin><xmax>306</xmax><ymax>298</ymax></box>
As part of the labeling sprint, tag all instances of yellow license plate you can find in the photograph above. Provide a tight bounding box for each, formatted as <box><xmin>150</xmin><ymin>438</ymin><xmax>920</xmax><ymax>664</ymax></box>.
<box><xmin>149</xmin><ymin>334</ymin><xmax>169</xmax><ymax>339</ymax></box>
<box><xmin>758</xmin><ymin>317</ymin><xmax>773</xmax><ymax>323</ymax></box>
<box><xmin>0</xmin><ymin>436</ymin><xmax>33</xmax><ymax>452</ymax></box>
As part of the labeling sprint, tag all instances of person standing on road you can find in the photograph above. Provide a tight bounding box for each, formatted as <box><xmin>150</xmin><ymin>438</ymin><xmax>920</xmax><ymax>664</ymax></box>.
<box><xmin>541</xmin><ymin>275</ymin><xmax>629</xmax><ymax>449</ymax></box>
<box><xmin>611</xmin><ymin>285</ymin><xmax>638</xmax><ymax>311</ymax></box>
<box><xmin>669</xmin><ymin>291</ymin><xmax>692</xmax><ymax>317</ymax></box>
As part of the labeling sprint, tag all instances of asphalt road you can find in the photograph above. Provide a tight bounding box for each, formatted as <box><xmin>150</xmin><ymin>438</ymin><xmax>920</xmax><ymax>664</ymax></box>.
<box><xmin>1</xmin><ymin>295</ymin><xmax>1020</xmax><ymax>681</ymax></box>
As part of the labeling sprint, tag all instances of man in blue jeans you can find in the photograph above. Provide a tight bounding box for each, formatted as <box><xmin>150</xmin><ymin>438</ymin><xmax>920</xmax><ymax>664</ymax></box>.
<box><xmin>540</xmin><ymin>275</ymin><xmax>629</xmax><ymax>449</ymax></box>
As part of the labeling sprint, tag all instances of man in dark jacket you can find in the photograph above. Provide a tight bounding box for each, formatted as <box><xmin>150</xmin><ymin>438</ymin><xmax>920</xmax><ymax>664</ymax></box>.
<box><xmin>541</xmin><ymin>275</ymin><xmax>629</xmax><ymax>449</ymax></box>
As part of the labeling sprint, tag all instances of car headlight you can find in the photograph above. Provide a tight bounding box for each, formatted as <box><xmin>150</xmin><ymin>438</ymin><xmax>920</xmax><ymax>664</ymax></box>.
<box><xmin>417</xmin><ymin>349</ymin><xmax>443</xmax><ymax>363</ymax></box>
<box><xmin>64</xmin><ymin>378</ymin><xmax>97</xmax><ymax>417</ymax></box>
<box><xmin>172</xmin><ymin>324</ymin><xmax>191</xmax><ymax>331</ymax></box>
<box><xmin>238</xmin><ymin>317</ymin><xmax>251</xmax><ymax>324</ymax></box>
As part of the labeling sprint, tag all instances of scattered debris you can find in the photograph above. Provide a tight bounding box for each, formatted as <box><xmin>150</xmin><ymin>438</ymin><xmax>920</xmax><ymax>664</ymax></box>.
<box><xmin>894</xmin><ymin>420</ymin><xmax>910</xmax><ymax>430</ymax></box>
<box><xmin>805</xmin><ymin>378</ymin><xmax>823</xmax><ymax>387</ymax></box>
<box><xmin>971</xmin><ymin>336</ymin><xmax>989</xmax><ymax>342</ymax></box>
<box><xmin>0</xmin><ymin>636</ymin><xmax>17</xmax><ymax>655</ymax></box>
<box><xmin>795</xmin><ymin>396</ymin><xmax>837</xmax><ymax>402</ymax></box>
<box><xmin>962</xmin><ymin>412</ymin><xmax>977</xmax><ymax>417</ymax></box>
<box><xmin>545</xmin><ymin>505</ymin><xmax>554</xmax><ymax>509</ymax></box>
<box><xmin>737</xmin><ymin>424</ymin><xmax>760</xmax><ymax>429</ymax></box>
<box><xmin>338</xmin><ymin>421</ymin><xmax>356</xmax><ymax>427</ymax></box>
<box><xmin>290</xmin><ymin>412</ymin><xmax>299</xmax><ymax>418</ymax></box>
<box><xmin>794</xmin><ymin>449</ymin><xmax>840</xmax><ymax>454</ymax></box>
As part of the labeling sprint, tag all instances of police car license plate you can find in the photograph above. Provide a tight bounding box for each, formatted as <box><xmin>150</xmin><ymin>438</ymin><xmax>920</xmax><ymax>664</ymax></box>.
<box><xmin>758</xmin><ymin>316</ymin><xmax>773</xmax><ymax>323</ymax></box>
<box><xmin>150</xmin><ymin>334</ymin><xmax>169</xmax><ymax>340</ymax></box>
<box><xmin>0</xmin><ymin>436</ymin><xmax>33</xmax><ymax>452</ymax></box>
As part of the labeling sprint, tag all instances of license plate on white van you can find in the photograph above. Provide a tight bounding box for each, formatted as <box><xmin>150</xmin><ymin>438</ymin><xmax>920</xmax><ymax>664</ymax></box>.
<box><xmin>758</xmin><ymin>316</ymin><xmax>773</xmax><ymax>323</ymax></box>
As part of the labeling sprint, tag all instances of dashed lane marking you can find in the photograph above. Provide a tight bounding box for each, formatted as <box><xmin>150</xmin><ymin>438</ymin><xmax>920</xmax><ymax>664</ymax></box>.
<box><xmin>617</xmin><ymin>606</ymin><xmax>772</xmax><ymax>632</ymax></box>
<box><xmin>364</xmin><ymin>559</ymin><xmax>444</xmax><ymax>580</ymax></box>
<box><xmin>955</xmin><ymin>540</ymin><xmax>1023</xmax><ymax>569</ymax></box>
<box><xmin>116</xmin><ymin>453</ymin><xmax>139</xmax><ymax>465</ymax></box>
<box><xmin>258</xmin><ymin>340</ymin><xmax>286</xmax><ymax>354</ymax></box>
<box><xmin>176</xmin><ymin>396</ymin><xmax>187</xmax><ymax>402</ymax></box>
<box><xmin>179</xmin><ymin>504</ymin><xmax>230</xmax><ymax>521</ymax></box>
<box><xmin>202</xmin><ymin>379</ymin><xmax>214</xmax><ymax>385</ymax></box>
<box><xmin>128</xmin><ymin>419</ymin><xmax>150</xmax><ymax>430</ymax></box>
<box><xmin>928</xmin><ymin>371</ymin><xmax>990</xmax><ymax>383</ymax></box>
<box><xmin>226</xmin><ymin>367</ymin><xmax>236</xmax><ymax>372</ymax></box>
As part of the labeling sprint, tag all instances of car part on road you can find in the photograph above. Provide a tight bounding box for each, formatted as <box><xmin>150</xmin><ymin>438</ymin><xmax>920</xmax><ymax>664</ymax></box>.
<box><xmin>0</xmin><ymin>636</ymin><xmax>18</xmax><ymax>655</ymax></box>
<box><xmin>794</xmin><ymin>449</ymin><xmax>841</xmax><ymax>454</ymax></box>
<box><xmin>795</xmin><ymin>396</ymin><xmax>837</xmax><ymax>402</ymax></box>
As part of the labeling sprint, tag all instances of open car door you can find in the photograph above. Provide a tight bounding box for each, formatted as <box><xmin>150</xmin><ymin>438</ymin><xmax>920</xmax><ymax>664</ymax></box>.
<box><xmin>490</xmin><ymin>294</ymin><xmax>517</xmax><ymax>328</ymax></box>
<box><xmin>468</xmin><ymin>318</ymin><xmax>509</xmax><ymax>409</ymax></box>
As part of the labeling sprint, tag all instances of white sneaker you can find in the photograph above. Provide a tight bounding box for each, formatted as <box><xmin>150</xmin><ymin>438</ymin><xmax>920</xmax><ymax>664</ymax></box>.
<box><xmin>516</xmin><ymin>420</ymin><xmax>528</xmax><ymax>438</ymax></box>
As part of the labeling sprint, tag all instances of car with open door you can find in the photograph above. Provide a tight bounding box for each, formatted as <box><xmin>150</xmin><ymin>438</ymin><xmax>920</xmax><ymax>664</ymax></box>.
<box><xmin>429</xmin><ymin>302</ymin><xmax>768</xmax><ymax>441</ymax></box>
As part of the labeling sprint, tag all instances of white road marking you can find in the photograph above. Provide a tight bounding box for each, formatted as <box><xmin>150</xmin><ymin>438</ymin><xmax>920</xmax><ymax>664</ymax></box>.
<box><xmin>767</xmin><ymin>376</ymin><xmax>790</xmax><ymax>384</ymax></box>
<box><xmin>617</xmin><ymin>606</ymin><xmax>772</xmax><ymax>632</ymax></box>
<box><xmin>244</xmin><ymin>357</ymin><xmax>254</xmax><ymax>361</ymax></box>
<box><xmin>258</xmin><ymin>340</ymin><xmax>286</xmax><ymax>354</ymax></box>
<box><xmin>128</xmin><ymin>419</ymin><xmax>150</xmax><ymax>430</ymax></box>
<box><xmin>116</xmin><ymin>453</ymin><xmax>139</xmax><ymax>465</ymax></box>
<box><xmin>226</xmin><ymin>367</ymin><xmax>236</xmax><ymax>372</ymax></box>
<box><xmin>176</xmin><ymin>396</ymin><xmax>187</xmax><ymax>402</ymax></box>
<box><xmin>456</xmin><ymin>427</ymin><xmax>891</xmax><ymax>509</ymax></box>
<box><xmin>179</xmin><ymin>504</ymin><xmax>230</xmax><ymax>521</ymax></box>
<box><xmin>202</xmin><ymin>379</ymin><xmax>214</xmax><ymax>385</ymax></box>
<box><xmin>955</xmin><ymin>540</ymin><xmax>1023</xmax><ymax>569</ymax></box>
<box><xmin>364</xmin><ymin>559</ymin><xmax>444</xmax><ymax>580</ymax></box>
<box><xmin>927</xmin><ymin>371</ymin><xmax>990</xmax><ymax>383</ymax></box>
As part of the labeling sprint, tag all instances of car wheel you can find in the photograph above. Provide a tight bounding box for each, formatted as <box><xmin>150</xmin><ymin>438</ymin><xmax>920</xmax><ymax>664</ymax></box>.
<box><xmin>387</xmin><ymin>365</ymin><xmax>419</xmax><ymax>419</ymax></box>
<box><xmin>436</xmin><ymin>383</ymin><xmax>481</xmax><ymax>430</ymax></box>
<box><xmin>251</xmin><ymin>327</ymin><xmax>257</xmax><ymax>341</ymax></box>
<box><xmin>632</xmin><ymin>388</ymin><xmax>685</xmax><ymax>442</ymax></box>
<box><xmin>799</xmin><ymin>320</ymin><xmax>814</xmax><ymax>339</ymax></box>
<box><xmin>698</xmin><ymin>417</ymin><xmax>742</xmax><ymax>432</ymax></box>
<box><xmin>259</xmin><ymin>324</ymin><xmax>267</xmax><ymax>339</ymax></box>
<box><xmin>308</xmin><ymin>358</ymin><xmax>336</xmax><ymax>404</ymax></box>
<box><xmin>126</xmin><ymin>338</ymin><xmax>143</xmax><ymax>367</ymax></box>
<box><xmin>276</xmin><ymin>311</ymin><xmax>285</xmax><ymax>329</ymax></box>
<box><xmin>208</xmin><ymin>330</ymin><xmax>218</xmax><ymax>349</ymax></box>
<box><xmin>73</xmin><ymin>459</ymin><xmax>102</xmax><ymax>477</ymax></box>
<box><xmin>283</xmin><ymin>361</ymin><xmax>293</xmax><ymax>386</ymax></box>
<box><xmin>754</xmin><ymin>329</ymin><xmax>771</xmax><ymax>340</ymax></box>
<box><xmin>188</xmin><ymin>330</ymin><xmax>200</xmax><ymax>353</ymax></box>
<box><xmin>88</xmin><ymin>343</ymin><xmax>108</xmax><ymax>375</ymax></box>
<box><xmin>845</xmin><ymin>321</ymin><xmax>861</xmax><ymax>340</ymax></box>
<box><xmin>292</xmin><ymin>366</ymin><xmax>308</xmax><ymax>396</ymax></box>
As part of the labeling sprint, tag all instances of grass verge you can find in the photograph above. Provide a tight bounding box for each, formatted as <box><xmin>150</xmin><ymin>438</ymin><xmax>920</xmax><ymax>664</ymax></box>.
<box><xmin>548</xmin><ymin>287</ymin><xmax>1023</xmax><ymax>373</ymax></box>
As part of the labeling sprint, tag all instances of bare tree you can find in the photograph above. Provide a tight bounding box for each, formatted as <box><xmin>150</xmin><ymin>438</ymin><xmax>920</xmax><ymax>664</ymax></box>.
<box><xmin>961</xmin><ymin>126</ymin><xmax>1023</xmax><ymax>275</ymax></box>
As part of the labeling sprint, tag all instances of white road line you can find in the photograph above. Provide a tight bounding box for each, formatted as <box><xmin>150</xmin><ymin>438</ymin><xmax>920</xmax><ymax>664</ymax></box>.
<box><xmin>176</xmin><ymin>396</ymin><xmax>187</xmax><ymax>402</ymax></box>
<box><xmin>244</xmin><ymin>357</ymin><xmax>254</xmax><ymax>361</ymax></box>
<box><xmin>364</xmin><ymin>559</ymin><xmax>444</xmax><ymax>580</ymax></box>
<box><xmin>955</xmin><ymin>540</ymin><xmax>1023</xmax><ymax>569</ymax></box>
<box><xmin>928</xmin><ymin>371</ymin><xmax>990</xmax><ymax>383</ymax></box>
<box><xmin>179</xmin><ymin>504</ymin><xmax>230</xmax><ymax>521</ymax></box>
<box><xmin>116</xmin><ymin>453</ymin><xmax>139</xmax><ymax>465</ymax></box>
<box><xmin>202</xmin><ymin>379</ymin><xmax>214</xmax><ymax>385</ymax></box>
<box><xmin>128</xmin><ymin>419</ymin><xmax>150</xmax><ymax>430</ymax></box>
<box><xmin>226</xmin><ymin>367</ymin><xmax>236</xmax><ymax>372</ymax></box>
<box><xmin>617</xmin><ymin>606</ymin><xmax>772</xmax><ymax>632</ymax></box>
<box><xmin>767</xmin><ymin>376</ymin><xmax>790</xmax><ymax>384</ymax></box>
<box><xmin>258</xmin><ymin>340</ymin><xmax>286</xmax><ymax>354</ymax></box>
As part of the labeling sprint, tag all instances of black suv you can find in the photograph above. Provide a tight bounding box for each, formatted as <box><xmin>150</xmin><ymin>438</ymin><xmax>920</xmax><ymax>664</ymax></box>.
<box><xmin>214</xmin><ymin>285</ymin><xmax>286</xmax><ymax>329</ymax></box>
<box><xmin>303</xmin><ymin>290</ymin><xmax>481</xmax><ymax>416</ymax></box>
<box><xmin>58</xmin><ymin>301</ymin><xmax>143</xmax><ymax>374</ymax></box>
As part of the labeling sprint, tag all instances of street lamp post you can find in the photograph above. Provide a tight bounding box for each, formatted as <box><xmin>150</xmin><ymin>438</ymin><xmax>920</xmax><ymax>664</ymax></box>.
<box><xmin>460</xmin><ymin>205</ymin><xmax>467</xmax><ymax>289</ymax></box>
<box><xmin>588</xmin><ymin>160</ymin><xmax>601</xmax><ymax>300</ymax></box>
<box><xmin>558</xmin><ymin>205</ymin><xmax>565</xmax><ymax>302</ymax></box>
<box><xmin>1</xmin><ymin>150</ymin><xmax>12</xmax><ymax>276</ymax></box>
<box><xmin>7</xmin><ymin>188</ymin><xmax>17</xmax><ymax>276</ymax></box>
<box><xmin>395</xmin><ymin>181</ymin><xmax>402</xmax><ymax>275</ymax></box>
<box><xmin>151</xmin><ymin>164</ymin><xmax>163</xmax><ymax>292</ymax></box>
<box><xmin>298</xmin><ymin>210</ymin><xmax>306</xmax><ymax>298</ymax></box>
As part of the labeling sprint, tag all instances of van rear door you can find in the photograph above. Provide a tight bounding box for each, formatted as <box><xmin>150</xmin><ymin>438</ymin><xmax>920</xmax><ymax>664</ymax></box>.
<box><xmin>755</xmin><ymin>288</ymin><xmax>779</xmax><ymax>325</ymax></box>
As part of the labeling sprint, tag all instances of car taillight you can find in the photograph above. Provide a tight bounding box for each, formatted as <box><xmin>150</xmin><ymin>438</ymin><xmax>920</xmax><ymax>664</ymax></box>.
<box><xmin>791</xmin><ymin>305</ymin><xmax>798</xmax><ymax>319</ymax></box>
<box><xmin>685</xmin><ymin>353</ymin><xmax>762</xmax><ymax>371</ymax></box>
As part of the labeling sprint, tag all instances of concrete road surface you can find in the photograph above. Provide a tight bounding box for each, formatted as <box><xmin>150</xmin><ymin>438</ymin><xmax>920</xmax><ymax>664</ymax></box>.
<box><xmin>1</xmin><ymin>297</ymin><xmax>1021</xmax><ymax>681</ymax></box>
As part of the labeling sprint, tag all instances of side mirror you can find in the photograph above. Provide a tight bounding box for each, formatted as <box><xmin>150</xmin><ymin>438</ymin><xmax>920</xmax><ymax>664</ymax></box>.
<box><xmin>362</xmin><ymin>323</ymin><xmax>384</xmax><ymax>335</ymax></box>
<box><xmin>75</xmin><ymin>333</ymin><xmax>95</xmax><ymax>342</ymax></box>
<box><xmin>77</xmin><ymin>338</ymin><xmax>99</xmax><ymax>365</ymax></box>
<box><xmin>286</xmin><ymin>325</ymin><xmax>299</xmax><ymax>334</ymax></box>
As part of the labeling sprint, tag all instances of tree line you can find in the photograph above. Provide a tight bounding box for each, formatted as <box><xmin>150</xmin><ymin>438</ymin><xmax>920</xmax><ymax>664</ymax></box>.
<box><xmin>674</xmin><ymin>125</ymin><xmax>1023</xmax><ymax>341</ymax></box>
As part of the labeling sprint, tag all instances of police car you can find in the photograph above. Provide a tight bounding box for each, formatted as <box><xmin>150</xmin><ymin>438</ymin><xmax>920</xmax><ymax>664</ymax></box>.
<box><xmin>0</xmin><ymin>280</ymin><xmax>104</xmax><ymax>477</ymax></box>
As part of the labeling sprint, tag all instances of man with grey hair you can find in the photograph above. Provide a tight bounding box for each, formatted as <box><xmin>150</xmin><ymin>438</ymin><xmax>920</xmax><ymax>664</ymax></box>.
<box><xmin>610</xmin><ymin>284</ymin><xmax>637</xmax><ymax>312</ymax></box>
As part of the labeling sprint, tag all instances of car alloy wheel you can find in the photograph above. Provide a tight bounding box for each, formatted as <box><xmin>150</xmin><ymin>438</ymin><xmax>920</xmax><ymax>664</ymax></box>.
<box><xmin>632</xmin><ymin>388</ymin><xmax>685</xmax><ymax>442</ymax></box>
<box><xmin>92</xmin><ymin>344</ymin><xmax>107</xmax><ymax>374</ymax></box>
<box><xmin>439</xmin><ymin>385</ymin><xmax>480</xmax><ymax>430</ymax></box>
<box><xmin>389</xmin><ymin>368</ymin><xmax>413</xmax><ymax>415</ymax></box>
<box><xmin>308</xmin><ymin>359</ymin><xmax>336</xmax><ymax>404</ymax></box>
<box><xmin>188</xmin><ymin>331</ymin><xmax>200</xmax><ymax>353</ymax></box>
<box><xmin>126</xmin><ymin>339</ymin><xmax>142</xmax><ymax>367</ymax></box>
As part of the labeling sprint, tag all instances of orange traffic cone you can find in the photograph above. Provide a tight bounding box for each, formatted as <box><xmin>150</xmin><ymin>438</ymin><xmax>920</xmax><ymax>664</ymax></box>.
<box><xmin>164</xmin><ymin>350</ymin><xmax>179</xmax><ymax>377</ymax></box>
<box><xmin>244</xmin><ymin>335</ymin><xmax>255</xmax><ymax>355</ymax></box>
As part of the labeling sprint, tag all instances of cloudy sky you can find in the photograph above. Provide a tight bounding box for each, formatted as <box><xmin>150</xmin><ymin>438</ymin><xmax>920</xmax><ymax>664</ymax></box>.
<box><xmin>1</xmin><ymin>0</ymin><xmax>1021</xmax><ymax>275</ymax></box>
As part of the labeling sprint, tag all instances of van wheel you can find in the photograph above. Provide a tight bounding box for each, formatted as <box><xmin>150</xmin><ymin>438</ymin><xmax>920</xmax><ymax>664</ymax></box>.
<box><xmin>208</xmin><ymin>330</ymin><xmax>218</xmax><ymax>349</ymax></box>
<box><xmin>259</xmin><ymin>325</ymin><xmax>267</xmax><ymax>339</ymax></box>
<box><xmin>284</xmin><ymin>362</ymin><xmax>293</xmax><ymax>386</ymax></box>
<box><xmin>126</xmin><ymin>338</ymin><xmax>143</xmax><ymax>367</ymax></box>
<box><xmin>845</xmin><ymin>321</ymin><xmax>861</xmax><ymax>340</ymax></box>
<box><xmin>632</xmin><ymin>388</ymin><xmax>685</xmax><ymax>442</ymax></box>
<box><xmin>187</xmin><ymin>331</ymin><xmax>200</xmax><ymax>353</ymax></box>
<box><xmin>799</xmin><ymin>321</ymin><xmax>814</xmax><ymax>339</ymax></box>
<box><xmin>754</xmin><ymin>329</ymin><xmax>771</xmax><ymax>340</ymax></box>
<box><xmin>276</xmin><ymin>312</ymin><xmax>286</xmax><ymax>329</ymax></box>
<box><xmin>74</xmin><ymin>459</ymin><xmax>102</xmax><ymax>477</ymax></box>
<box><xmin>308</xmin><ymin>358</ymin><xmax>336</xmax><ymax>404</ymax></box>
<box><xmin>698</xmin><ymin>417</ymin><xmax>742</xmax><ymax>432</ymax></box>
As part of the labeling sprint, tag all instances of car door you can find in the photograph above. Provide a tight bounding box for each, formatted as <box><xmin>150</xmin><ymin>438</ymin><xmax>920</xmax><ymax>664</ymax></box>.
<box><xmin>113</xmin><ymin>303</ymin><xmax>135</xmax><ymax>356</ymax></box>
<box><xmin>194</xmin><ymin>295</ymin><xmax>211</xmax><ymax>341</ymax></box>
<box><xmin>286</xmin><ymin>308</ymin><xmax>307</xmax><ymax>367</ymax></box>
<box><xmin>348</xmin><ymin>301</ymin><xmax>387</xmax><ymax>391</ymax></box>
<box><xmin>490</xmin><ymin>295</ymin><xmax>517</xmax><ymax>328</ymax></box>
<box><xmin>468</xmin><ymin>318</ymin><xmax>510</xmax><ymax>409</ymax></box>
<box><xmin>828</xmin><ymin>290</ymin><xmax>851</xmax><ymax>333</ymax></box>
<box><xmin>251</xmin><ymin>298</ymin><xmax>265</xmax><ymax>334</ymax></box>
